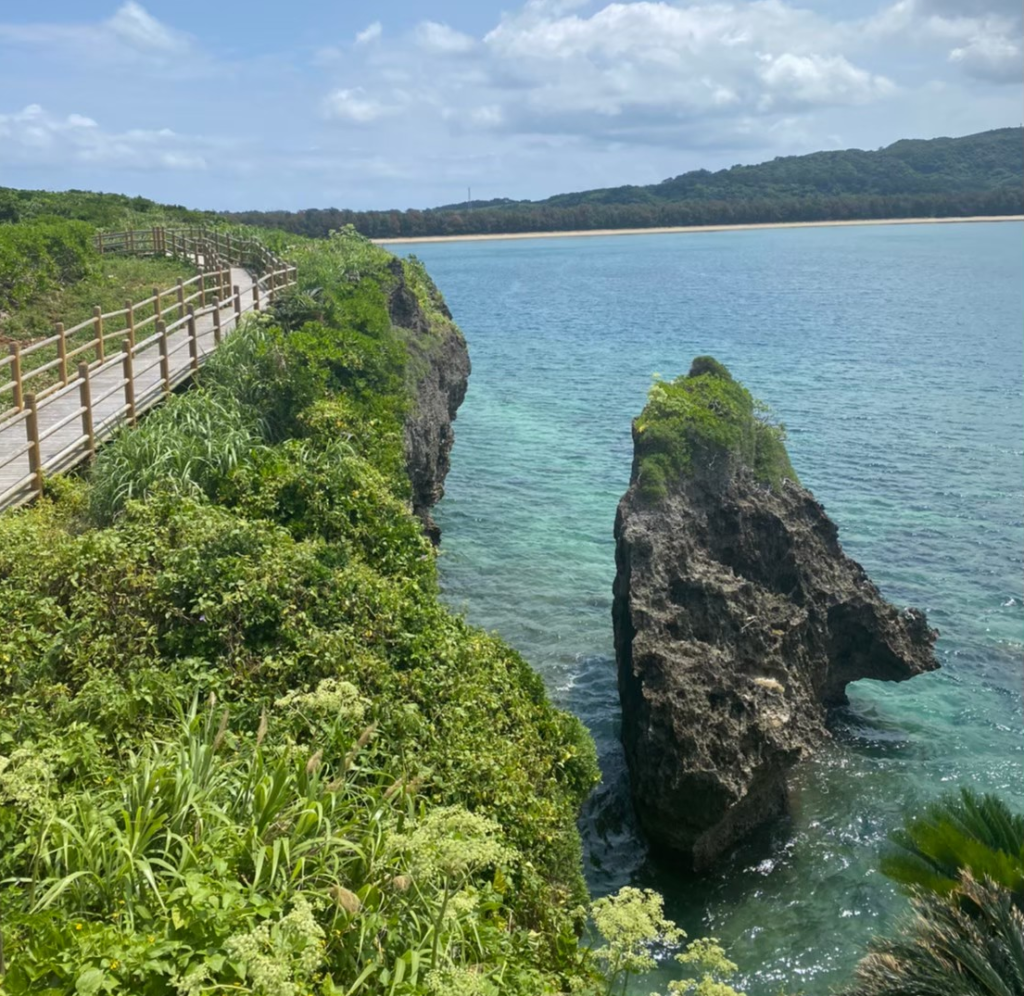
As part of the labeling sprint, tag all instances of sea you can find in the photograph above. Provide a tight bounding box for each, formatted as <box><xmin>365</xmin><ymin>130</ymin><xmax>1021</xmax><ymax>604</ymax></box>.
<box><xmin>386</xmin><ymin>221</ymin><xmax>1024</xmax><ymax>994</ymax></box>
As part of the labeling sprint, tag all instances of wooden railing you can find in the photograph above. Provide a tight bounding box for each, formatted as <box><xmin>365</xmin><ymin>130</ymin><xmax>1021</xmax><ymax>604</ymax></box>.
<box><xmin>0</xmin><ymin>229</ymin><xmax>298</xmax><ymax>511</ymax></box>
<box><xmin>1</xmin><ymin>268</ymin><xmax>233</xmax><ymax>419</ymax></box>
<box><xmin>95</xmin><ymin>226</ymin><xmax>289</xmax><ymax>279</ymax></box>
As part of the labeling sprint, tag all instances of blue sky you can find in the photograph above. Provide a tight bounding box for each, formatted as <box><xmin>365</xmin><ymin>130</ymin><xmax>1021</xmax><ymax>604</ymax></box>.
<box><xmin>1</xmin><ymin>0</ymin><xmax>1020</xmax><ymax>211</ymax></box>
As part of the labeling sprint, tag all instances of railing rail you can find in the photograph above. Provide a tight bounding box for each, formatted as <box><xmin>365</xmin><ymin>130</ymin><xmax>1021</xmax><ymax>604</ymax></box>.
<box><xmin>0</xmin><ymin>228</ymin><xmax>298</xmax><ymax>511</ymax></box>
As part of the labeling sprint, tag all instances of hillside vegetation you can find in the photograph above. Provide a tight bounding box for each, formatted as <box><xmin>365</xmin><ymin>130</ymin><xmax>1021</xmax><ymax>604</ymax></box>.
<box><xmin>0</xmin><ymin>187</ymin><xmax>211</xmax><ymax>230</ymax></box>
<box><xmin>0</xmin><ymin>228</ymin><xmax>615</xmax><ymax>995</ymax></box>
<box><xmin>223</xmin><ymin>127</ymin><xmax>1023</xmax><ymax>238</ymax></box>
<box><xmin>0</xmin><ymin>215</ymin><xmax>195</xmax><ymax>347</ymax></box>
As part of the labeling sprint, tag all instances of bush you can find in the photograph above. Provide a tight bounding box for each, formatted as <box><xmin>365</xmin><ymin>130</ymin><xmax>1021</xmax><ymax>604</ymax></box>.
<box><xmin>0</xmin><ymin>217</ymin><xmax>94</xmax><ymax>313</ymax></box>
<box><xmin>633</xmin><ymin>357</ymin><xmax>797</xmax><ymax>500</ymax></box>
<box><xmin>88</xmin><ymin>389</ymin><xmax>264</xmax><ymax>524</ymax></box>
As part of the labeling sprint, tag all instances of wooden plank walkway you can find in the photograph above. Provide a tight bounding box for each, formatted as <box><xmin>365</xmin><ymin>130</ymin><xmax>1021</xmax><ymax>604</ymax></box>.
<box><xmin>0</xmin><ymin>266</ymin><xmax>264</xmax><ymax>511</ymax></box>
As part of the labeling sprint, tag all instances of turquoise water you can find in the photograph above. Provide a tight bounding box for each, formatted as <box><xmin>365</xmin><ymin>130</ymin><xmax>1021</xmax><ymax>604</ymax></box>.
<box><xmin>389</xmin><ymin>223</ymin><xmax>1024</xmax><ymax>994</ymax></box>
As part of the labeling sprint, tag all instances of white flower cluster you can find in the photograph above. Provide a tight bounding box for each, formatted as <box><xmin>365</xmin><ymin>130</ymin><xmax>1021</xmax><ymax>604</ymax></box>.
<box><xmin>274</xmin><ymin>677</ymin><xmax>368</xmax><ymax>722</ymax></box>
<box><xmin>224</xmin><ymin>894</ymin><xmax>325</xmax><ymax>996</ymax></box>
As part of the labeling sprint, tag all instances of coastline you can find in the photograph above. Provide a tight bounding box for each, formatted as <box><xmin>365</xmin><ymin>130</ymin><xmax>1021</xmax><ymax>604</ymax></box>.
<box><xmin>376</xmin><ymin>214</ymin><xmax>1024</xmax><ymax>245</ymax></box>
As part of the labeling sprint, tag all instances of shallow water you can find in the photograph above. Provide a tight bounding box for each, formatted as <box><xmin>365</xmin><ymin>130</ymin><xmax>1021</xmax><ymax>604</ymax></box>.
<box><xmin>388</xmin><ymin>222</ymin><xmax>1024</xmax><ymax>994</ymax></box>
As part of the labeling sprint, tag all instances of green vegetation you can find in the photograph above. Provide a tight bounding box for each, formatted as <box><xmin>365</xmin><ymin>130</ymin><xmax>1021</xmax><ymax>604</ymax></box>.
<box><xmin>0</xmin><ymin>218</ymin><xmax>95</xmax><ymax>322</ymax></box>
<box><xmin>843</xmin><ymin>791</ymin><xmax>1024</xmax><ymax>996</ymax></box>
<box><xmin>881</xmin><ymin>787</ymin><xmax>1024</xmax><ymax>903</ymax></box>
<box><xmin>588</xmin><ymin>888</ymin><xmax>745</xmax><ymax>996</ymax></box>
<box><xmin>633</xmin><ymin>357</ymin><xmax>796</xmax><ymax>501</ymax></box>
<box><xmin>221</xmin><ymin>128</ymin><xmax>1023</xmax><ymax>239</ymax></box>
<box><xmin>1</xmin><ymin>249</ymin><xmax>196</xmax><ymax>346</ymax></box>
<box><xmin>0</xmin><ymin>186</ymin><xmax>211</xmax><ymax>229</ymax></box>
<box><xmin>0</xmin><ymin>228</ymin><xmax>612</xmax><ymax>994</ymax></box>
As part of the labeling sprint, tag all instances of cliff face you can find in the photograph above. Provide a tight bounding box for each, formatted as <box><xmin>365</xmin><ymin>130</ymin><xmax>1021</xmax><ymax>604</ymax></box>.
<box><xmin>385</xmin><ymin>257</ymin><xmax>470</xmax><ymax>542</ymax></box>
<box><xmin>612</xmin><ymin>359</ymin><xmax>938</xmax><ymax>869</ymax></box>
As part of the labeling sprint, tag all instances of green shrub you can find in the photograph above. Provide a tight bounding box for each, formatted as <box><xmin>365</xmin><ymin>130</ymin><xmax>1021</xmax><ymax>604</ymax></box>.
<box><xmin>0</xmin><ymin>217</ymin><xmax>94</xmax><ymax>313</ymax></box>
<box><xmin>881</xmin><ymin>788</ymin><xmax>1024</xmax><ymax>904</ymax></box>
<box><xmin>634</xmin><ymin>357</ymin><xmax>797</xmax><ymax>501</ymax></box>
<box><xmin>841</xmin><ymin>791</ymin><xmax>1024</xmax><ymax>996</ymax></box>
<box><xmin>842</xmin><ymin>874</ymin><xmax>1024</xmax><ymax>996</ymax></box>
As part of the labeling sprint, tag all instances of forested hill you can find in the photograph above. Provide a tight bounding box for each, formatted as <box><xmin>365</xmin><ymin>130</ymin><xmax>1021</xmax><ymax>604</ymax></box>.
<box><xmin>223</xmin><ymin>127</ymin><xmax>1023</xmax><ymax>239</ymax></box>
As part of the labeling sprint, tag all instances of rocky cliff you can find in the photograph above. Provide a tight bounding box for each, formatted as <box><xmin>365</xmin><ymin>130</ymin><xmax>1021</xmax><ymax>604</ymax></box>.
<box><xmin>612</xmin><ymin>357</ymin><xmax>938</xmax><ymax>869</ymax></box>
<box><xmin>385</xmin><ymin>257</ymin><xmax>470</xmax><ymax>542</ymax></box>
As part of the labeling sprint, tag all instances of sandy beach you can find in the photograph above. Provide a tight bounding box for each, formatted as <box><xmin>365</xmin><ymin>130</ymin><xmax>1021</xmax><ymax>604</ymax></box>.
<box><xmin>376</xmin><ymin>214</ymin><xmax>1023</xmax><ymax>245</ymax></box>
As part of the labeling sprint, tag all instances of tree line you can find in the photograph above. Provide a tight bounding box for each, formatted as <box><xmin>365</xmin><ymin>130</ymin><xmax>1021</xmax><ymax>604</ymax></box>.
<box><xmin>222</xmin><ymin>188</ymin><xmax>1022</xmax><ymax>240</ymax></box>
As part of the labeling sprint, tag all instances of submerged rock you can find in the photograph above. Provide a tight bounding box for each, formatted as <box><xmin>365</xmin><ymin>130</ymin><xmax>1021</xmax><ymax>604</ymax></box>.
<box><xmin>612</xmin><ymin>358</ymin><xmax>937</xmax><ymax>869</ymax></box>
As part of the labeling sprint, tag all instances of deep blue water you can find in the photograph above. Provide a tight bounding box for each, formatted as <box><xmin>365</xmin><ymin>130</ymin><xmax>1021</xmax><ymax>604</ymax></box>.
<box><xmin>388</xmin><ymin>223</ymin><xmax>1024</xmax><ymax>994</ymax></box>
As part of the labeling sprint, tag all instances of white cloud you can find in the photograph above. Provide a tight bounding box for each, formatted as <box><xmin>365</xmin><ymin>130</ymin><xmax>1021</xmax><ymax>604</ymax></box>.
<box><xmin>106</xmin><ymin>1</ymin><xmax>187</xmax><ymax>52</ymax></box>
<box><xmin>0</xmin><ymin>2</ymin><xmax>191</xmax><ymax>63</ymax></box>
<box><xmin>758</xmin><ymin>54</ymin><xmax>895</xmax><ymax>109</ymax></box>
<box><xmin>476</xmin><ymin>1</ymin><xmax>895</xmax><ymax>128</ymax></box>
<box><xmin>356</xmin><ymin>21</ymin><xmax>383</xmax><ymax>45</ymax></box>
<box><xmin>323</xmin><ymin>87</ymin><xmax>393</xmax><ymax>123</ymax></box>
<box><xmin>949</xmin><ymin>34</ymin><xmax>1022</xmax><ymax>82</ymax></box>
<box><xmin>0</xmin><ymin>104</ymin><xmax>208</xmax><ymax>170</ymax></box>
<box><xmin>414</xmin><ymin>21</ymin><xmax>476</xmax><ymax>55</ymax></box>
<box><xmin>863</xmin><ymin>0</ymin><xmax>1022</xmax><ymax>83</ymax></box>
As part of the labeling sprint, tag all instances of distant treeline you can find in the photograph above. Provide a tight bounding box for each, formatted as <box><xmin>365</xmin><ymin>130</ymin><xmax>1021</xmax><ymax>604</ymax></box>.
<box><xmin>4</xmin><ymin>127</ymin><xmax>1019</xmax><ymax>242</ymax></box>
<box><xmin>222</xmin><ymin>189</ymin><xmax>1021</xmax><ymax>240</ymax></box>
<box><xmin>222</xmin><ymin>127</ymin><xmax>1023</xmax><ymax>239</ymax></box>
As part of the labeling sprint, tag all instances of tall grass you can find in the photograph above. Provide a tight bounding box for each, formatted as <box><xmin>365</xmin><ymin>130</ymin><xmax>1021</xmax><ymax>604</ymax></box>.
<box><xmin>88</xmin><ymin>389</ymin><xmax>264</xmax><ymax>523</ymax></box>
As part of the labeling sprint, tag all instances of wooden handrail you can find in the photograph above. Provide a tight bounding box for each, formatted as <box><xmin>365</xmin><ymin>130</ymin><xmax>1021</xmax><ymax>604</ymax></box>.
<box><xmin>0</xmin><ymin>228</ymin><xmax>298</xmax><ymax>510</ymax></box>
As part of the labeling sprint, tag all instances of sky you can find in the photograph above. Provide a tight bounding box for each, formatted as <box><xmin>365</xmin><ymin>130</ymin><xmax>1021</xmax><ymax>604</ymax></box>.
<box><xmin>0</xmin><ymin>0</ymin><xmax>1020</xmax><ymax>211</ymax></box>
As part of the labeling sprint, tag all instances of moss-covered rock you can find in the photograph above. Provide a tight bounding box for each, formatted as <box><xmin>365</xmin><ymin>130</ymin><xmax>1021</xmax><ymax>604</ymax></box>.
<box><xmin>634</xmin><ymin>356</ymin><xmax>797</xmax><ymax>501</ymax></box>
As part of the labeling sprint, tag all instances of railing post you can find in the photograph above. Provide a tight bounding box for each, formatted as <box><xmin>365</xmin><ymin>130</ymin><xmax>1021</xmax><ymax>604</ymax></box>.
<box><xmin>226</xmin><ymin>233</ymin><xmax>232</xmax><ymax>260</ymax></box>
<box><xmin>10</xmin><ymin>343</ymin><xmax>23</xmax><ymax>411</ymax></box>
<box><xmin>93</xmin><ymin>307</ymin><xmax>104</xmax><ymax>363</ymax></box>
<box><xmin>78</xmin><ymin>362</ymin><xmax>96</xmax><ymax>456</ymax></box>
<box><xmin>25</xmin><ymin>394</ymin><xmax>42</xmax><ymax>496</ymax></box>
<box><xmin>252</xmin><ymin>280</ymin><xmax>260</xmax><ymax>312</ymax></box>
<box><xmin>126</xmin><ymin>299</ymin><xmax>136</xmax><ymax>348</ymax></box>
<box><xmin>158</xmin><ymin>320</ymin><xmax>171</xmax><ymax>396</ymax></box>
<box><xmin>153</xmin><ymin>287</ymin><xmax>161</xmax><ymax>325</ymax></box>
<box><xmin>176</xmin><ymin>279</ymin><xmax>185</xmax><ymax>320</ymax></box>
<box><xmin>121</xmin><ymin>342</ymin><xmax>136</xmax><ymax>425</ymax></box>
<box><xmin>233</xmin><ymin>284</ymin><xmax>242</xmax><ymax>321</ymax></box>
<box><xmin>187</xmin><ymin>305</ymin><xmax>199</xmax><ymax>371</ymax></box>
<box><xmin>212</xmin><ymin>298</ymin><xmax>222</xmax><ymax>345</ymax></box>
<box><xmin>151</xmin><ymin>226</ymin><xmax>159</xmax><ymax>255</ymax></box>
<box><xmin>56</xmin><ymin>323</ymin><xmax>68</xmax><ymax>385</ymax></box>
<box><xmin>199</xmin><ymin>270</ymin><xmax>206</xmax><ymax>308</ymax></box>
<box><xmin>128</xmin><ymin>229</ymin><xmax>135</xmax><ymax>254</ymax></box>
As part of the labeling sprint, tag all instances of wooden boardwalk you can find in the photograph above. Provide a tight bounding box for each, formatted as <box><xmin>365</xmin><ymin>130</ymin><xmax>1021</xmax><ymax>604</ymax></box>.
<box><xmin>0</xmin><ymin>263</ymin><xmax>283</xmax><ymax>511</ymax></box>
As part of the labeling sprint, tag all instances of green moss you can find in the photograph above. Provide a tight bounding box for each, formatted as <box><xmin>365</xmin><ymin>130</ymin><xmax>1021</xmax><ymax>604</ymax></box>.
<box><xmin>635</xmin><ymin>356</ymin><xmax>798</xmax><ymax>501</ymax></box>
